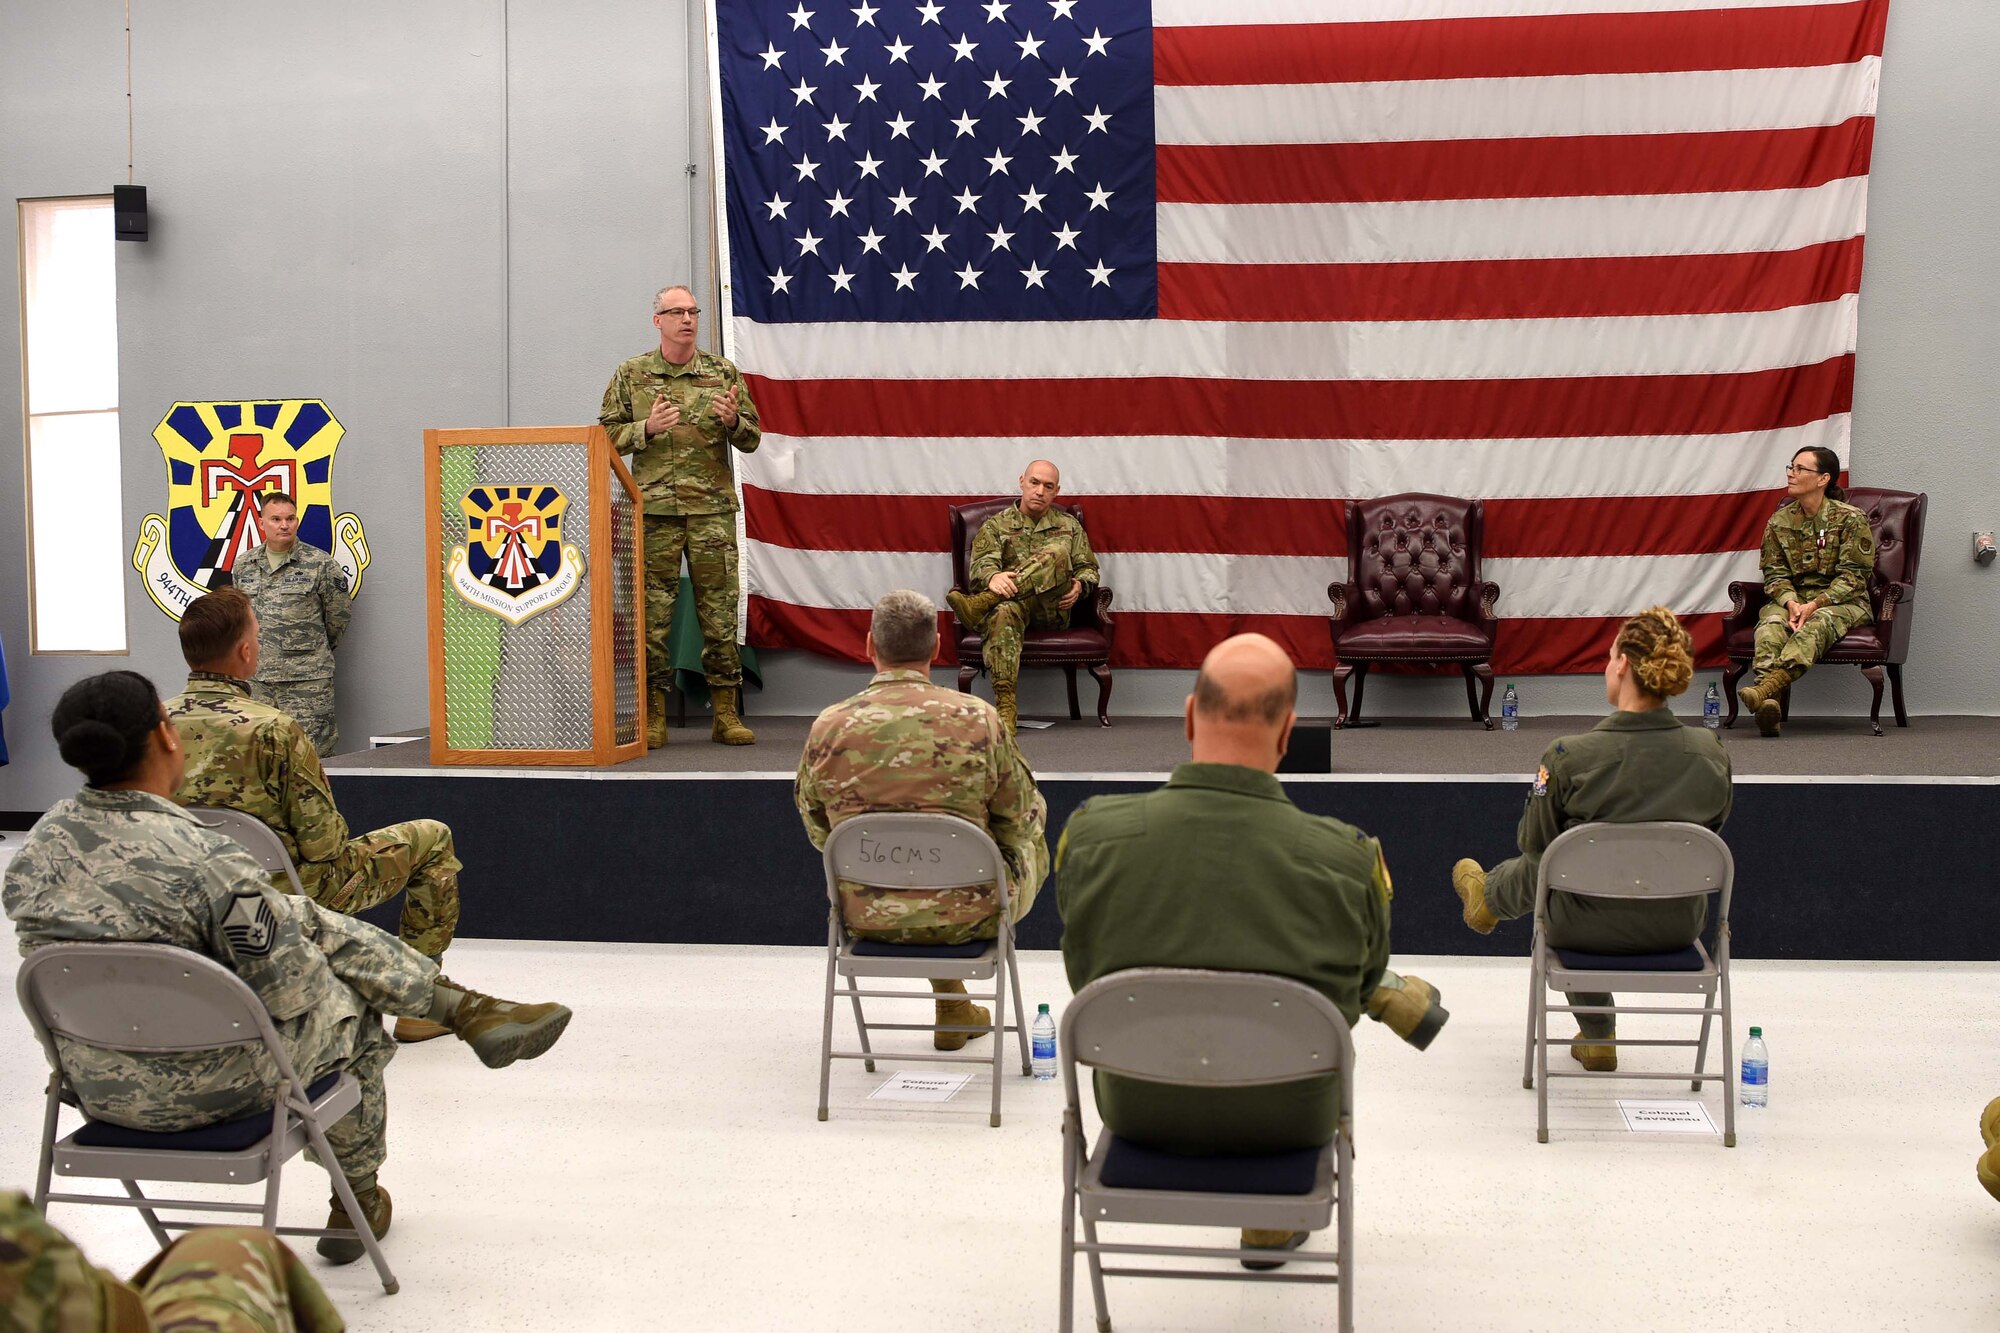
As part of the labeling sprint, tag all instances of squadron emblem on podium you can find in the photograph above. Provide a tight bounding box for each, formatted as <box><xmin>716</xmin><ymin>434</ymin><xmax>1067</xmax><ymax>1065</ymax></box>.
<box><xmin>447</xmin><ymin>485</ymin><xmax>586</xmax><ymax>625</ymax></box>
<box><xmin>131</xmin><ymin>399</ymin><xmax>370</xmax><ymax>620</ymax></box>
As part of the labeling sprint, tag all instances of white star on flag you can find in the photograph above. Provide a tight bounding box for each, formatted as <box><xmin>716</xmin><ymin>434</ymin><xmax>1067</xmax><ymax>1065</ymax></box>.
<box><xmin>829</xmin><ymin>265</ymin><xmax>855</xmax><ymax>291</ymax></box>
<box><xmin>957</xmin><ymin>263</ymin><xmax>982</xmax><ymax>288</ymax></box>
<box><xmin>1022</xmin><ymin>260</ymin><xmax>1048</xmax><ymax>288</ymax></box>
<box><xmin>890</xmin><ymin>265</ymin><xmax>917</xmax><ymax>290</ymax></box>
<box><xmin>1086</xmin><ymin>259</ymin><xmax>1113</xmax><ymax>286</ymax></box>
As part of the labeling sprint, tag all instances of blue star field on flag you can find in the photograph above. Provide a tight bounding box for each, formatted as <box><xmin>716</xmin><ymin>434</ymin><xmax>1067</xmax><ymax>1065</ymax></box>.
<box><xmin>715</xmin><ymin>0</ymin><xmax>1157</xmax><ymax>323</ymax></box>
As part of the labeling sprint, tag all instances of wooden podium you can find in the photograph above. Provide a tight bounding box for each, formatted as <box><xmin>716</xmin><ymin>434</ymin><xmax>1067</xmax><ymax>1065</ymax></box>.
<box><xmin>423</xmin><ymin>426</ymin><xmax>645</xmax><ymax>765</ymax></box>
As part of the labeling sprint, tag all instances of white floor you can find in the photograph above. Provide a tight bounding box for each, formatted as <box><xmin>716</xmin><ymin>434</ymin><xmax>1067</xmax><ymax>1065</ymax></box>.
<box><xmin>3</xmin><ymin>938</ymin><xmax>1997</xmax><ymax>1331</ymax></box>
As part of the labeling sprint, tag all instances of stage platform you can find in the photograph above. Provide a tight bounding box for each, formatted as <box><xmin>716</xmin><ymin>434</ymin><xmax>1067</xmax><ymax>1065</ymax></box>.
<box><xmin>325</xmin><ymin>714</ymin><xmax>2000</xmax><ymax>961</ymax></box>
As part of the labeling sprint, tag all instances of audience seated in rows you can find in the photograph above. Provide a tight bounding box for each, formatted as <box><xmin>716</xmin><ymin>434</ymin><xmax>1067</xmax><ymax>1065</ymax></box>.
<box><xmin>3</xmin><ymin>671</ymin><xmax>573</xmax><ymax>1267</ymax></box>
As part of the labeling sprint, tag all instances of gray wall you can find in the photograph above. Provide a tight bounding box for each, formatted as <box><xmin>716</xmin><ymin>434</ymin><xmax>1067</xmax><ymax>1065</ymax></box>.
<box><xmin>2</xmin><ymin>1</ymin><xmax>1996</xmax><ymax>811</ymax></box>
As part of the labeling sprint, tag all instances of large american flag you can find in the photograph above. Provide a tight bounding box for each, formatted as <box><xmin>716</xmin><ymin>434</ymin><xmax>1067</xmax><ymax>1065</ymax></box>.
<box><xmin>710</xmin><ymin>0</ymin><xmax>1884</xmax><ymax>673</ymax></box>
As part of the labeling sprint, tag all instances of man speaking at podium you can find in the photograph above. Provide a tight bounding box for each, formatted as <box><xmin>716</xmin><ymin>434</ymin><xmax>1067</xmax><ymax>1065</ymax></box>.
<box><xmin>600</xmin><ymin>285</ymin><xmax>762</xmax><ymax>747</ymax></box>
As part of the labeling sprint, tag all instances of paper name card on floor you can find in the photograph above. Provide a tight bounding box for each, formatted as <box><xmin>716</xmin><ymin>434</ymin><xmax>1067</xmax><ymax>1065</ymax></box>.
<box><xmin>1617</xmin><ymin>1100</ymin><xmax>1718</xmax><ymax>1134</ymax></box>
<box><xmin>869</xmin><ymin>1070</ymin><xmax>975</xmax><ymax>1103</ymax></box>
<box><xmin>1015</xmin><ymin>719</ymin><xmax>1054</xmax><ymax>730</ymax></box>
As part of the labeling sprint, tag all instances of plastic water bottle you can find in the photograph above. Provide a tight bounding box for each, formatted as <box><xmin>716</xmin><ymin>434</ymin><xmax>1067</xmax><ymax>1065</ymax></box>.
<box><xmin>1031</xmin><ymin>1004</ymin><xmax>1057</xmax><ymax>1080</ymax></box>
<box><xmin>1500</xmin><ymin>683</ymin><xmax>1520</xmax><ymax>732</ymax></box>
<box><xmin>1703</xmin><ymin>682</ymin><xmax>1722</xmax><ymax>728</ymax></box>
<box><xmin>1740</xmin><ymin>1026</ymin><xmax>1769</xmax><ymax>1107</ymax></box>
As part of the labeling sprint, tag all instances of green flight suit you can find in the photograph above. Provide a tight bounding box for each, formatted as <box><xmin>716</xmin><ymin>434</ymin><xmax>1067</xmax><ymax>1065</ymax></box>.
<box><xmin>1058</xmin><ymin>763</ymin><xmax>1391</xmax><ymax>1155</ymax></box>
<box><xmin>1483</xmin><ymin>709</ymin><xmax>1733</xmax><ymax>1037</ymax></box>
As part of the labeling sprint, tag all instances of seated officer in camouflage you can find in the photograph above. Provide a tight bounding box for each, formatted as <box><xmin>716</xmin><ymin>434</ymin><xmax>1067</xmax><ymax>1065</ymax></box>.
<box><xmin>1057</xmin><ymin>633</ymin><xmax>1446</xmax><ymax>1270</ymax></box>
<box><xmin>1736</xmin><ymin>445</ymin><xmax>1877</xmax><ymax>737</ymax></box>
<box><xmin>599</xmin><ymin>284</ymin><xmax>761</xmax><ymax>748</ymax></box>
<box><xmin>229</xmin><ymin>490</ymin><xmax>351</xmax><ymax>757</ymax></box>
<box><xmin>1451</xmin><ymin>607</ymin><xmax>1732</xmax><ymax>1071</ymax></box>
<box><xmin>946</xmin><ymin>459</ymin><xmax>1099</xmax><ymax>734</ymax></box>
<box><xmin>796</xmin><ymin>590</ymin><xmax>1048</xmax><ymax>1050</ymax></box>
<box><xmin>0</xmin><ymin>1189</ymin><xmax>345</xmax><ymax>1331</ymax></box>
<box><xmin>4</xmin><ymin>671</ymin><xmax>572</xmax><ymax>1269</ymax></box>
<box><xmin>165</xmin><ymin>589</ymin><xmax>461</xmax><ymax>1044</ymax></box>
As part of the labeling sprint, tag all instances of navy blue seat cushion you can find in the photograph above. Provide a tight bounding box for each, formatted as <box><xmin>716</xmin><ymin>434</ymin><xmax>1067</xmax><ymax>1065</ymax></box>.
<box><xmin>849</xmin><ymin>938</ymin><xmax>990</xmax><ymax>959</ymax></box>
<box><xmin>71</xmin><ymin>1071</ymin><xmax>343</xmax><ymax>1152</ymax></box>
<box><xmin>1553</xmin><ymin>945</ymin><xmax>1704</xmax><ymax>972</ymax></box>
<box><xmin>1098</xmin><ymin>1136</ymin><xmax>1322</xmax><ymax>1196</ymax></box>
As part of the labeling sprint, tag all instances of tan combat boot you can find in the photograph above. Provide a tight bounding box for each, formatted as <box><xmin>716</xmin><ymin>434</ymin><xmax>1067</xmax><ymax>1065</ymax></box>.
<box><xmin>647</xmin><ymin>684</ymin><xmax>670</xmax><ymax>750</ymax></box>
<box><xmin>946</xmin><ymin>587</ymin><xmax>1004</xmax><ymax>631</ymax></box>
<box><xmin>710</xmin><ymin>685</ymin><xmax>755</xmax><ymax>745</ymax></box>
<box><xmin>438</xmin><ymin>977</ymin><xmax>573</xmax><ymax>1069</ymax></box>
<box><xmin>1979</xmin><ymin>1097</ymin><xmax>2000</xmax><ymax>1202</ymax></box>
<box><xmin>1737</xmin><ymin>668</ymin><xmax>1795</xmax><ymax>738</ymax></box>
<box><xmin>992</xmin><ymin>682</ymin><xmax>1019</xmax><ymax>735</ymax></box>
<box><xmin>931</xmin><ymin>978</ymin><xmax>991</xmax><ymax>1052</ymax></box>
<box><xmin>394</xmin><ymin>954</ymin><xmax>452</xmax><ymax>1042</ymax></box>
<box><xmin>1571</xmin><ymin>1033</ymin><xmax>1617</xmax><ymax>1072</ymax></box>
<box><xmin>1240</xmin><ymin>1229</ymin><xmax>1310</xmax><ymax>1271</ymax></box>
<box><xmin>1451</xmin><ymin>859</ymin><xmax>1498</xmax><ymax>934</ymax></box>
<box><xmin>1365</xmin><ymin>971</ymin><xmax>1450</xmax><ymax>1049</ymax></box>
<box><xmin>318</xmin><ymin>1183</ymin><xmax>392</xmax><ymax>1265</ymax></box>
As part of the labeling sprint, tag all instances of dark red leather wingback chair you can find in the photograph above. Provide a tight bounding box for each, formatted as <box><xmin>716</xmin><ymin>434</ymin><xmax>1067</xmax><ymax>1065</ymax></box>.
<box><xmin>1326</xmin><ymin>493</ymin><xmax>1502</xmax><ymax>728</ymax></box>
<box><xmin>1722</xmin><ymin>487</ymin><xmax>1926</xmax><ymax>735</ymax></box>
<box><xmin>948</xmin><ymin>499</ymin><xmax>1115</xmax><ymax>726</ymax></box>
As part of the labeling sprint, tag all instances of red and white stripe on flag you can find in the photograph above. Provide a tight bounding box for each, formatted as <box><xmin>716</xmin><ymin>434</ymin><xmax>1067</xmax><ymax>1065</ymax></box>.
<box><xmin>722</xmin><ymin>0</ymin><xmax>1886</xmax><ymax>673</ymax></box>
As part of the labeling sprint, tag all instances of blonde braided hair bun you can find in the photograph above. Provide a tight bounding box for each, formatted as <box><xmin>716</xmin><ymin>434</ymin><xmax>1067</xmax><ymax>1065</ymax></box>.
<box><xmin>1616</xmin><ymin>605</ymin><xmax>1695</xmax><ymax>699</ymax></box>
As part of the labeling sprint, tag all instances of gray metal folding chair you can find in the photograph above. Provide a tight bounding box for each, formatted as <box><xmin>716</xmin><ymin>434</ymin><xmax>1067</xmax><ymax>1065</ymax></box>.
<box><xmin>816</xmin><ymin>813</ymin><xmax>1030</xmax><ymax>1128</ymax></box>
<box><xmin>1521</xmin><ymin>822</ymin><xmax>1736</xmax><ymax>1147</ymax></box>
<box><xmin>186</xmin><ymin>806</ymin><xmax>304</xmax><ymax>893</ymax></box>
<box><xmin>17</xmin><ymin>942</ymin><xmax>399</xmax><ymax>1293</ymax></box>
<box><xmin>1059</xmin><ymin>968</ymin><xmax>1354</xmax><ymax>1333</ymax></box>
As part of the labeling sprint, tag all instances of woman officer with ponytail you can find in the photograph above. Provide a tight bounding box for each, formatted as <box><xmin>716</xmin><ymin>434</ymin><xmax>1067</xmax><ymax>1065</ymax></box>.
<box><xmin>1735</xmin><ymin>445</ymin><xmax>1877</xmax><ymax>737</ymax></box>
<box><xmin>1446</xmin><ymin>608</ymin><xmax>1733</xmax><ymax>1072</ymax></box>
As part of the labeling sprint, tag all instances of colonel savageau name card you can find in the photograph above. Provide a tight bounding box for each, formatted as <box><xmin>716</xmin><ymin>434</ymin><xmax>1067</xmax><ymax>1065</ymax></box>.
<box><xmin>1617</xmin><ymin>1100</ymin><xmax>1719</xmax><ymax>1134</ymax></box>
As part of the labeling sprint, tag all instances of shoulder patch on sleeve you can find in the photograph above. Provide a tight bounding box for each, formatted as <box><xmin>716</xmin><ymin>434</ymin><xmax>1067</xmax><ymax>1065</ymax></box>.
<box><xmin>1530</xmin><ymin>764</ymin><xmax>1550</xmax><ymax>797</ymax></box>
<box><xmin>222</xmin><ymin>892</ymin><xmax>277</xmax><ymax>958</ymax></box>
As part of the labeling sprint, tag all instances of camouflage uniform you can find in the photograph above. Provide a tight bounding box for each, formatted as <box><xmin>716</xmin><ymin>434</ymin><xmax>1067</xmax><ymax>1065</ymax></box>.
<box><xmin>3</xmin><ymin>788</ymin><xmax>438</xmax><ymax>1179</ymax></box>
<box><xmin>964</xmin><ymin>504</ymin><xmax>1099</xmax><ymax>694</ymax></box>
<box><xmin>795</xmin><ymin>668</ymin><xmax>1048</xmax><ymax>944</ymax></box>
<box><xmin>1753</xmin><ymin>496</ymin><xmax>1876</xmax><ymax>677</ymax></box>
<box><xmin>599</xmin><ymin>347</ymin><xmax>762</xmax><ymax>690</ymax></box>
<box><xmin>1481</xmin><ymin>710</ymin><xmax>1733</xmax><ymax>1038</ymax></box>
<box><xmin>231</xmin><ymin>541</ymin><xmax>350</xmax><ymax>756</ymax></box>
<box><xmin>165</xmin><ymin>673</ymin><xmax>460</xmax><ymax>960</ymax></box>
<box><xmin>0</xmin><ymin>1189</ymin><xmax>345</xmax><ymax>1332</ymax></box>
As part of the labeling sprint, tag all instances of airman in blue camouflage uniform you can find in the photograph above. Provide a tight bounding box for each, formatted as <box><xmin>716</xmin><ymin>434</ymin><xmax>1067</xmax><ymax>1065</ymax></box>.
<box><xmin>599</xmin><ymin>285</ymin><xmax>761</xmax><ymax>748</ymax></box>
<box><xmin>228</xmin><ymin>493</ymin><xmax>350</xmax><ymax>757</ymax></box>
<box><xmin>7</xmin><ymin>671</ymin><xmax>573</xmax><ymax>1267</ymax></box>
